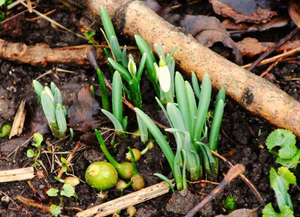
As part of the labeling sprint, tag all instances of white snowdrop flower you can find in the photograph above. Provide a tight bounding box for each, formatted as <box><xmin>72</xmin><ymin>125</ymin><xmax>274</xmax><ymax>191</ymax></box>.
<box><xmin>158</xmin><ymin>65</ymin><xmax>171</xmax><ymax>92</ymax></box>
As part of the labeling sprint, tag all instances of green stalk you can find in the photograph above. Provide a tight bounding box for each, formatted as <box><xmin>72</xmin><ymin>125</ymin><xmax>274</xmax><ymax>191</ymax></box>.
<box><xmin>97</xmin><ymin>69</ymin><xmax>110</xmax><ymax>111</ymax></box>
<box><xmin>112</xmin><ymin>72</ymin><xmax>127</xmax><ymax>130</ymax></box>
<box><xmin>95</xmin><ymin>129</ymin><xmax>119</xmax><ymax>169</ymax></box>
<box><xmin>134</xmin><ymin>108</ymin><xmax>175</xmax><ymax>173</ymax></box>
<box><xmin>134</xmin><ymin>35</ymin><xmax>160</xmax><ymax>95</ymax></box>
<box><xmin>209</xmin><ymin>99</ymin><xmax>224</xmax><ymax>151</ymax></box>
<box><xmin>108</xmin><ymin>58</ymin><xmax>132</xmax><ymax>84</ymax></box>
<box><xmin>193</xmin><ymin>74</ymin><xmax>212</xmax><ymax>142</ymax></box>
<box><xmin>128</xmin><ymin>147</ymin><xmax>138</xmax><ymax>175</ymax></box>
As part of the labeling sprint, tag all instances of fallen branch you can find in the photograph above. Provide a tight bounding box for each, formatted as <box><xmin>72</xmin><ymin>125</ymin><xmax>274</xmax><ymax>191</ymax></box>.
<box><xmin>86</xmin><ymin>0</ymin><xmax>300</xmax><ymax>137</ymax></box>
<box><xmin>0</xmin><ymin>167</ymin><xmax>34</xmax><ymax>183</ymax></box>
<box><xmin>0</xmin><ymin>39</ymin><xmax>105</xmax><ymax>66</ymax></box>
<box><xmin>76</xmin><ymin>181</ymin><xmax>171</xmax><ymax>217</ymax></box>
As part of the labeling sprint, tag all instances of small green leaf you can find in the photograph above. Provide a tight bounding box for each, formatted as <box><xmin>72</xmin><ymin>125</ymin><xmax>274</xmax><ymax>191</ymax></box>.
<box><xmin>61</xmin><ymin>157</ymin><xmax>67</xmax><ymax>164</ymax></box>
<box><xmin>32</xmin><ymin>133</ymin><xmax>43</xmax><ymax>148</ymax></box>
<box><xmin>262</xmin><ymin>203</ymin><xmax>294</xmax><ymax>217</ymax></box>
<box><xmin>26</xmin><ymin>149</ymin><xmax>36</xmax><ymax>158</ymax></box>
<box><xmin>47</xmin><ymin>188</ymin><xmax>59</xmax><ymax>197</ymax></box>
<box><xmin>32</xmin><ymin>80</ymin><xmax>44</xmax><ymax>100</ymax></box>
<box><xmin>61</xmin><ymin>183</ymin><xmax>75</xmax><ymax>198</ymax></box>
<box><xmin>32</xmin><ymin>161</ymin><xmax>40</xmax><ymax>167</ymax></box>
<box><xmin>276</xmin><ymin>150</ymin><xmax>300</xmax><ymax>169</ymax></box>
<box><xmin>266</xmin><ymin>129</ymin><xmax>297</xmax><ymax>159</ymax></box>
<box><xmin>50</xmin><ymin>204</ymin><xmax>62</xmax><ymax>217</ymax></box>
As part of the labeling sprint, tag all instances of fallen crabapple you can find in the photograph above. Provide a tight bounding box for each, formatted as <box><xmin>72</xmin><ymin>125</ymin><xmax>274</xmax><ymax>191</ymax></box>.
<box><xmin>85</xmin><ymin>161</ymin><xmax>118</xmax><ymax>191</ymax></box>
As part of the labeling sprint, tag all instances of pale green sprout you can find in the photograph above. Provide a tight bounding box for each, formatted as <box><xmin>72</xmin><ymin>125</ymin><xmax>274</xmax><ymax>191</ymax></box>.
<box><xmin>33</xmin><ymin>80</ymin><xmax>67</xmax><ymax>138</ymax></box>
<box><xmin>101</xmin><ymin>71</ymin><xmax>128</xmax><ymax>138</ymax></box>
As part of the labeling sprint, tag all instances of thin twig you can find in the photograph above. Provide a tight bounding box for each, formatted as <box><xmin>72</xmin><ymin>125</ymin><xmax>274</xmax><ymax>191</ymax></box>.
<box><xmin>56</xmin><ymin>141</ymin><xmax>82</xmax><ymax>179</ymax></box>
<box><xmin>247</xmin><ymin>27</ymin><xmax>299</xmax><ymax>71</ymax></box>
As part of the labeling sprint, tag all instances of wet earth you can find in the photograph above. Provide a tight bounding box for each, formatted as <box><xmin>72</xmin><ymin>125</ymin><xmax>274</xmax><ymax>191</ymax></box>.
<box><xmin>0</xmin><ymin>0</ymin><xmax>300</xmax><ymax>217</ymax></box>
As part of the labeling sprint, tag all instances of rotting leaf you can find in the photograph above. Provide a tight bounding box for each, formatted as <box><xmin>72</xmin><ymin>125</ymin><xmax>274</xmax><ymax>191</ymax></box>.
<box><xmin>68</xmin><ymin>86</ymin><xmax>100</xmax><ymax>131</ymax></box>
<box><xmin>219</xmin><ymin>0</ymin><xmax>257</xmax><ymax>16</ymax></box>
<box><xmin>215</xmin><ymin>208</ymin><xmax>258</xmax><ymax>217</ymax></box>
<box><xmin>180</xmin><ymin>15</ymin><xmax>242</xmax><ymax>64</ymax></box>
<box><xmin>288</xmin><ymin>0</ymin><xmax>300</xmax><ymax>28</ymax></box>
<box><xmin>210</xmin><ymin>0</ymin><xmax>277</xmax><ymax>24</ymax></box>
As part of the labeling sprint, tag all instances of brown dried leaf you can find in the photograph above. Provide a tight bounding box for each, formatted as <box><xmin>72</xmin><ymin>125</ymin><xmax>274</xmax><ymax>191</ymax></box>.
<box><xmin>288</xmin><ymin>0</ymin><xmax>300</xmax><ymax>28</ymax></box>
<box><xmin>222</xmin><ymin>16</ymin><xmax>289</xmax><ymax>32</ymax></box>
<box><xmin>180</xmin><ymin>15</ymin><xmax>242</xmax><ymax>64</ymax></box>
<box><xmin>210</xmin><ymin>0</ymin><xmax>277</xmax><ymax>24</ymax></box>
<box><xmin>219</xmin><ymin>0</ymin><xmax>257</xmax><ymax>16</ymax></box>
<box><xmin>68</xmin><ymin>86</ymin><xmax>100</xmax><ymax>131</ymax></box>
<box><xmin>215</xmin><ymin>208</ymin><xmax>258</xmax><ymax>217</ymax></box>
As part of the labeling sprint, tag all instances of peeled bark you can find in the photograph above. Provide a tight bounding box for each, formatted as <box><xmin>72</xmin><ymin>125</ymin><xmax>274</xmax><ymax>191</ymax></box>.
<box><xmin>86</xmin><ymin>0</ymin><xmax>300</xmax><ymax>137</ymax></box>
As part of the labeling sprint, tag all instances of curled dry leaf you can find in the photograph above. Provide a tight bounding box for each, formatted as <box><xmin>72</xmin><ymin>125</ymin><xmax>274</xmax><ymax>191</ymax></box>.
<box><xmin>210</xmin><ymin>0</ymin><xmax>277</xmax><ymax>23</ymax></box>
<box><xmin>288</xmin><ymin>0</ymin><xmax>300</xmax><ymax>28</ymax></box>
<box><xmin>218</xmin><ymin>0</ymin><xmax>257</xmax><ymax>16</ymax></box>
<box><xmin>180</xmin><ymin>15</ymin><xmax>242</xmax><ymax>64</ymax></box>
<box><xmin>215</xmin><ymin>208</ymin><xmax>258</xmax><ymax>217</ymax></box>
<box><xmin>222</xmin><ymin>16</ymin><xmax>289</xmax><ymax>32</ymax></box>
<box><xmin>68</xmin><ymin>86</ymin><xmax>100</xmax><ymax>131</ymax></box>
<box><xmin>236</xmin><ymin>37</ymin><xmax>300</xmax><ymax>58</ymax></box>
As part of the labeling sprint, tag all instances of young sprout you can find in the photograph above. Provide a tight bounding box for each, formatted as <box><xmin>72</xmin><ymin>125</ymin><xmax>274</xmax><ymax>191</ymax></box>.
<box><xmin>95</xmin><ymin>129</ymin><xmax>133</xmax><ymax>179</ymax></box>
<box><xmin>26</xmin><ymin>133</ymin><xmax>43</xmax><ymax>167</ymax></box>
<box><xmin>126</xmin><ymin>148</ymin><xmax>141</xmax><ymax>162</ymax></box>
<box><xmin>33</xmin><ymin>80</ymin><xmax>67</xmax><ymax>138</ymax></box>
<box><xmin>128</xmin><ymin>147</ymin><xmax>145</xmax><ymax>190</ymax></box>
<box><xmin>0</xmin><ymin>123</ymin><xmax>11</xmax><ymax>137</ymax></box>
<box><xmin>87</xmin><ymin>50</ymin><xmax>110</xmax><ymax>111</ymax></box>
<box><xmin>101</xmin><ymin>71</ymin><xmax>128</xmax><ymax>138</ymax></box>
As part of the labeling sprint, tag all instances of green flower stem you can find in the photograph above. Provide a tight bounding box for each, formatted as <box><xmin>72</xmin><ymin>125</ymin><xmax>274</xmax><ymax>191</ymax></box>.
<box><xmin>97</xmin><ymin>69</ymin><xmax>110</xmax><ymax>111</ymax></box>
<box><xmin>95</xmin><ymin>129</ymin><xmax>120</xmax><ymax>170</ymax></box>
<box><xmin>128</xmin><ymin>147</ymin><xmax>139</xmax><ymax>175</ymax></box>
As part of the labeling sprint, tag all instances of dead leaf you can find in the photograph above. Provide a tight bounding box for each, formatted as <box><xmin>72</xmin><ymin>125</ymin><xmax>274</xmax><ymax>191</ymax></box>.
<box><xmin>210</xmin><ymin>0</ymin><xmax>277</xmax><ymax>24</ymax></box>
<box><xmin>288</xmin><ymin>0</ymin><xmax>300</xmax><ymax>28</ymax></box>
<box><xmin>215</xmin><ymin>208</ymin><xmax>258</xmax><ymax>217</ymax></box>
<box><xmin>223</xmin><ymin>16</ymin><xmax>289</xmax><ymax>32</ymax></box>
<box><xmin>68</xmin><ymin>86</ymin><xmax>100</xmax><ymax>131</ymax></box>
<box><xmin>236</xmin><ymin>37</ymin><xmax>300</xmax><ymax>57</ymax></box>
<box><xmin>219</xmin><ymin>0</ymin><xmax>257</xmax><ymax>16</ymax></box>
<box><xmin>180</xmin><ymin>15</ymin><xmax>242</xmax><ymax>64</ymax></box>
<box><xmin>9</xmin><ymin>100</ymin><xmax>26</xmax><ymax>139</ymax></box>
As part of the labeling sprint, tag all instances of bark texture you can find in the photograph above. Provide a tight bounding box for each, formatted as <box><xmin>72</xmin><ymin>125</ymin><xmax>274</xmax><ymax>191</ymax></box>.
<box><xmin>86</xmin><ymin>0</ymin><xmax>300</xmax><ymax>137</ymax></box>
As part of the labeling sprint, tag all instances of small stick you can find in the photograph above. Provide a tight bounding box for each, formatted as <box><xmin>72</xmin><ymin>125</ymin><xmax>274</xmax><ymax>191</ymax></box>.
<box><xmin>0</xmin><ymin>167</ymin><xmax>34</xmax><ymax>183</ymax></box>
<box><xmin>15</xmin><ymin>195</ymin><xmax>50</xmax><ymax>212</ymax></box>
<box><xmin>242</xmin><ymin>46</ymin><xmax>300</xmax><ymax>69</ymax></box>
<box><xmin>247</xmin><ymin>27</ymin><xmax>299</xmax><ymax>71</ymax></box>
<box><xmin>76</xmin><ymin>181</ymin><xmax>171</xmax><ymax>217</ymax></box>
<box><xmin>185</xmin><ymin>164</ymin><xmax>245</xmax><ymax>217</ymax></box>
<box><xmin>56</xmin><ymin>141</ymin><xmax>81</xmax><ymax>179</ymax></box>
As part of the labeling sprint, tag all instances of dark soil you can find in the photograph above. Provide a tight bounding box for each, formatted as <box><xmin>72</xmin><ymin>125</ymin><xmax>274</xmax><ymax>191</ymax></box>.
<box><xmin>0</xmin><ymin>1</ymin><xmax>300</xmax><ymax>217</ymax></box>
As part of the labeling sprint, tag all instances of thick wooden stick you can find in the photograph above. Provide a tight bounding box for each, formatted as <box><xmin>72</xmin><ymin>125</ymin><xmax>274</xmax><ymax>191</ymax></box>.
<box><xmin>0</xmin><ymin>39</ymin><xmax>105</xmax><ymax>66</ymax></box>
<box><xmin>76</xmin><ymin>181</ymin><xmax>171</xmax><ymax>217</ymax></box>
<box><xmin>86</xmin><ymin>0</ymin><xmax>300</xmax><ymax>137</ymax></box>
<box><xmin>0</xmin><ymin>167</ymin><xmax>34</xmax><ymax>183</ymax></box>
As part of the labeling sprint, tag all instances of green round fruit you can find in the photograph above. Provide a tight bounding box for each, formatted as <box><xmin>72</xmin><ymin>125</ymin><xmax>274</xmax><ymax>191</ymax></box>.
<box><xmin>85</xmin><ymin>161</ymin><xmax>118</xmax><ymax>191</ymax></box>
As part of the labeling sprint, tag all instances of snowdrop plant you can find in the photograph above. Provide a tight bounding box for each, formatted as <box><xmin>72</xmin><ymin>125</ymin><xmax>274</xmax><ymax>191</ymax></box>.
<box><xmin>33</xmin><ymin>80</ymin><xmax>67</xmax><ymax>138</ymax></box>
<box><xmin>135</xmin><ymin>73</ymin><xmax>225</xmax><ymax>187</ymax></box>
<box><xmin>135</xmin><ymin>35</ymin><xmax>176</xmax><ymax>104</ymax></box>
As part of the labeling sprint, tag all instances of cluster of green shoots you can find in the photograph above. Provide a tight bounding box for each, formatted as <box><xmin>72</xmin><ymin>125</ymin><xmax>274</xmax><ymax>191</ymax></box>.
<box><xmin>83</xmin><ymin>7</ymin><xmax>226</xmax><ymax>191</ymax></box>
<box><xmin>33</xmin><ymin>80</ymin><xmax>67</xmax><ymax>138</ymax></box>
<box><xmin>27</xmin><ymin>133</ymin><xmax>43</xmax><ymax>167</ymax></box>
<box><xmin>135</xmin><ymin>73</ymin><xmax>225</xmax><ymax>190</ymax></box>
<box><xmin>262</xmin><ymin>129</ymin><xmax>299</xmax><ymax>217</ymax></box>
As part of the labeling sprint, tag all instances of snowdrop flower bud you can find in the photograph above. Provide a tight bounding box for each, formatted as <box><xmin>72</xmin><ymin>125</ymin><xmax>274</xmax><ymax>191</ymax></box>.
<box><xmin>158</xmin><ymin>59</ymin><xmax>171</xmax><ymax>92</ymax></box>
<box><xmin>128</xmin><ymin>58</ymin><xmax>136</xmax><ymax>76</ymax></box>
